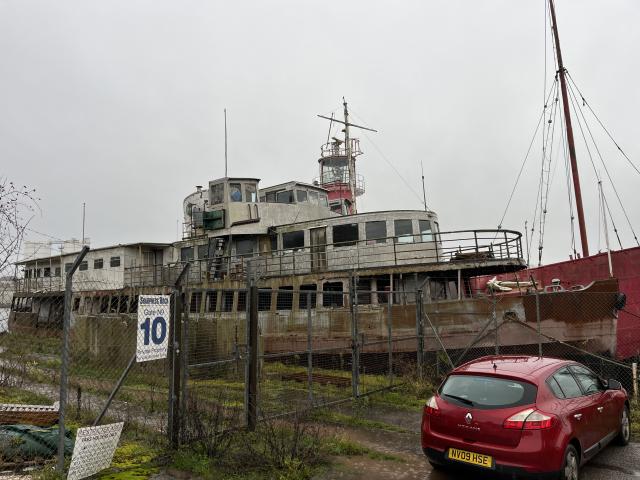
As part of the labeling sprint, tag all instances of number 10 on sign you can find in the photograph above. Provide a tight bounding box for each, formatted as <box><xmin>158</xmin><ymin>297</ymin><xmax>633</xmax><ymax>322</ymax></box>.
<box><xmin>136</xmin><ymin>295</ymin><xmax>171</xmax><ymax>362</ymax></box>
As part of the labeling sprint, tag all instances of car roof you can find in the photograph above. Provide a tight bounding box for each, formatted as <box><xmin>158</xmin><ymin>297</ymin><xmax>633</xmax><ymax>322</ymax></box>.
<box><xmin>453</xmin><ymin>355</ymin><xmax>572</xmax><ymax>382</ymax></box>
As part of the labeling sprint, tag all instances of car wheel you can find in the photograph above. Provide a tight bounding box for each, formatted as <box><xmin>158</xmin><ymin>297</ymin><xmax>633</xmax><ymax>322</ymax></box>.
<box><xmin>559</xmin><ymin>445</ymin><xmax>579</xmax><ymax>480</ymax></box>
<box><xmin>614</xmin><ymin>405</ymin><xmax>631</xmax><ymax>446</ymax></box>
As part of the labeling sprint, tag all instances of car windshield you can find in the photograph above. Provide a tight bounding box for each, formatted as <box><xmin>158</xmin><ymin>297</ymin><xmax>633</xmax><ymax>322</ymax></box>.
<box><xmin>440</xmin><ymin>375</ymin><xmax>537</xmax><ymax>410</ymax></box>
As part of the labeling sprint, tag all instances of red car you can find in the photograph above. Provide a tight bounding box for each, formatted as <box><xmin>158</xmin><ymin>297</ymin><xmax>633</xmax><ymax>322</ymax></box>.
<box><xmin>421</xmin><ymin>355</ymin><xmax>631</xmax><ymax>479</ymax></box>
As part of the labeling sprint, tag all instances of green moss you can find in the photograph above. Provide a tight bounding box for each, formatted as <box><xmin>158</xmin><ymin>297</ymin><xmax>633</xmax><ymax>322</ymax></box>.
<box><xmin>95</xmin><ymin>442</ymin><xmax>160</xmax><ymax>479</ymax></box>
<box><xmin>321</xmin><ymin>436</ymin><xmax>402</xmax><ymax>463</ymax></box>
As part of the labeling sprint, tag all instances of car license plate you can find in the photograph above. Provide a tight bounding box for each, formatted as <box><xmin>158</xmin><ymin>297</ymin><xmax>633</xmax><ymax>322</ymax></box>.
<box><xmin>447</xmin><ymin>448</ymin><xmax>493</xmax><ymax>468</ymax></box>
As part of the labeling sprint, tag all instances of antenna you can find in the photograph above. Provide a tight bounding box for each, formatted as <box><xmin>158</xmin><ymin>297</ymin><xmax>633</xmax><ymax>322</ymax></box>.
<box><xmin>224</xmin><ymin>108</ymin><xmax>228</xmax><ymax>177</ymax></box>
<box><xmin>326</xmin><ymin>112</ymin><xmax>335</xmax><ymax>145</ymax></box>
<box><xmin>81</xmin><ymin>202</ymin><xmax>86</xmax><ymax>245</ymax></box>
<box><xmin>420</xmin><ymin>161</ymin><xmax>428</xmax><ymax>211</ymax></box>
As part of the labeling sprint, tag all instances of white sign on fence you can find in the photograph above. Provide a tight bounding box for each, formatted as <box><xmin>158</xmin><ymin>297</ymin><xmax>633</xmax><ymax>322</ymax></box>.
<box><xmin>136</xmin><ymin>295</ymin><xmax>171</xmax><ymax>362</ymax></box>
<box><xmin>67</xmin><ymin>422</ymin><xmax>124</xmax><ymax>480</ymax></box>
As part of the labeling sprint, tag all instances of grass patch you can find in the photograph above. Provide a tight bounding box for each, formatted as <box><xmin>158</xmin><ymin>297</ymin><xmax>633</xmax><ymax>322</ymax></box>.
<box><xmin>0</xmin><ymin>386</ymin><xmax>53</xmax><ymax>405</ymax></box>
<box><xmin>96</xmin><ymin>442</ymin><xmax>161</xmax><ymax>479</ymax></box>
<box><xmin>322</xmin><ymin>436</ymin><xmax>402</xmax><ymax>462</ymax></box>
<box><xmin>311</xmin><ymin>409</ymin><xmax>407</xmax><ymax>433</ymax></box>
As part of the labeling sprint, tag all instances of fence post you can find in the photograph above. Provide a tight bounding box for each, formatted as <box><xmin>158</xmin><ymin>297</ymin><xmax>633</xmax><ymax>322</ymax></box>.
<box><xmin>387</xmin><ymin>293</ymin><xmax>393</xmax><ymax>386</ymax></box>
<box><xmin>492</xmin><ymin>295</ymin><xmax>499</xmax><ymax>355</ymax></box>
<box><xmin>532</xmin><ymin>275</ymin><xmax>542</xmax><ymax>357</ymax></box>
<box><xmin>247</xmin><ymin>283</ymin><xmax>259</xmax><ymax>430</ymax></box>
<box><xmin>307</xmin><ymin>292</ymin><xmax>313</xmax><ymax>405</ymax></box>
<box><xmin>633</xmin><ymin>362</ymin><xmax>638</xmax><ymax>401</ymax></box>
<box><xmin>168</xmin><ymin>263</ymin><xmax>190</xmax><ymax>448</ymax></box>
<box><xmin>350</xmin><ymin>276</ymin><xmax>360</xmax><ymax>398</ymax></box>
<box><xmin>416</xmin><ymin>289</ymin><xmax>425</xmax><ymax>380</ymax></box>
<box><xmin>57</xmin><ymin>246</ymin><xmax>89</xmax><ymax>473</ymax></box>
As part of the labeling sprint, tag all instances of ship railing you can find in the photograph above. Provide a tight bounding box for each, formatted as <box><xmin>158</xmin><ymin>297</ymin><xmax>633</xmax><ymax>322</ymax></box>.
<box><xmin>319</xmin><ymin>138</ymin><xmax>362</xmax><ymax>159</ymax></box>
<box><xmin>122</xmin><ymin>229</ymin><xmax>522</xmax><ymax>287</ymax></box>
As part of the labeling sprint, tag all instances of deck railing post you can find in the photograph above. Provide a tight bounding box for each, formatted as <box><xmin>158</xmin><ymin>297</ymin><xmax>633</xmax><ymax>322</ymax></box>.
<box><xmin>350</xmin><ymin>276</ymin><xmax>360</xmax><ymax>398</ymax></box>
<box><xmin>416</xmin><ymin>289</ymin><xmax>425</xmax><ymax>380</ymax></box>
<box><xmin>387</xmin><ymin>293</ymin><xmax>393</xmax><ymax>386</ymax></box>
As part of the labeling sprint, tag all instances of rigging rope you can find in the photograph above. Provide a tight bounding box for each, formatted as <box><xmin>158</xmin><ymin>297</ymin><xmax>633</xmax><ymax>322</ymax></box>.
<box><xmin>566</xmin><ymin>73</ymin><xmax>640</xmax><ymax>177</ymax></box>
<box><xmin>566</xmin><ymin>80</ymin><xmax>639</xmax><ymax>246</ymax></box>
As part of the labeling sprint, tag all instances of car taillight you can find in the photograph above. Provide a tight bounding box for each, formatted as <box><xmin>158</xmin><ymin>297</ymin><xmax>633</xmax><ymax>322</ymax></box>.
<box><xmin>504</xmin><ymin>408</ymin><xmax>555</xmax><ymax>430</ymax></box>
<box><xmin>425</xmin><ymin>396</ymin><xmax>440</xmax><ymax>416</ymax></box>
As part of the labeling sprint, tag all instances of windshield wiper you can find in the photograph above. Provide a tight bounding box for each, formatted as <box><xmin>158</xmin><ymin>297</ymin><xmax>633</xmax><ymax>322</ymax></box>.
<box><xmin>443</xmin><ymin>394</ymin><xmax>475</xmax><ymax>407</ymax></box>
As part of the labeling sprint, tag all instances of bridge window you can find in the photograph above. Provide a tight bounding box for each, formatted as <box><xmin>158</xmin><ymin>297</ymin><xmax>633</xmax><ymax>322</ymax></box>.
<box><xmin>394</xmin><ymin>219</ymin><xmax>414</xmax><ymax>244</ymax></box>
<box><xmin>266</xmin><ymin>191</ymin><xmax>277</xmax><ymax>202</ymax></box>
<box><xmin>94</xmin><ymin>258</ymin><xmax>103</xmax><ymax>269</ymax></box>
<box><xmin>320</xmin><ymin>194</ymin><xmax>328</xmax><ymax>207</ymax></box>
<box><xmin>365</xmin><ymin>221</ymin><xmax>387</xmax><ymax>244</ymax></box>
<box><xmin>276</xmin><ymin>190</ymin><xmax>295</xmax><ymax>204</ymax></box>
<box><xmin>296</xmin><ymin>190</ymin><xmax>308</xmax><ymax>203</ymax></box>
<box><xmin>283</xmin><ymin>231</ymin><xmax>304</xmax><ymax>250</ymax></box>
<box><xmin>79</xmin><ymin>261</ymin><xmax>88</xmax><ymax>271</ymax></box>
<box><xmin>309</xmin><ymin>191</ymin><xmax>319</xmax><ymax>204</ymax></box>
<box><xmin>229</xmin><ymin>183</ymin><xmax>243</xmax><ymax>202</ymax></box>
<box><xmin>210</xmin><ymin>183</ymin><xmax>224</xmax><ymax>204</ymax></box>
<box><xmin>245</xmin><ymin>184</ymin><xmax>257</xmax><ymax>202</ymax></box>
<box><xmin>190</xmin><ymin>291</ymin><xmax>203</xmax><ymax>313</ymax></box>
<box><xmin>206</xmin><ymin>291</ymin><xmax>218</xmax><ymax>312</ymax></box>
<box><xmin>419</xmin><ymin>220</ymin><xmax>433</xmax><ymax>242</ymax></box>
<box><xmin>110</xmin><ymin>256</ymin><xmax>121</xmax><ymax>267</ymax></box>
<box><xmin>237</xmin><ymin>290</ymin><xmax>247</xmax><ymax>311</ymax></box>
<box><xmin>222</xmin><ymin>290</ymin><xmax>234</xmax><ymax>312</ymax></box>
<box><xmin>333</xmin><ymin>223</ymin><xmax>358</xmax><ymax>247</ymax></box>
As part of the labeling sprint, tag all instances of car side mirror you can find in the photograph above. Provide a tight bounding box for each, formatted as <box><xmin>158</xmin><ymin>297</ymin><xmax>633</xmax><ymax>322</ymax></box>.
<box><xmin>606</xmin><ymin>379</ymin><xmax>622</xmax><ymax>390</ymax></box>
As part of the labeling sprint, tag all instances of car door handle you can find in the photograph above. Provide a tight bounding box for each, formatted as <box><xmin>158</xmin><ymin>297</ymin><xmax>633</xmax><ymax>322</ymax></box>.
<box><xmin>597</xmin><ymin>407</ymin><xmax>604</xmax><ymax>413</ymax></box>
<box><xmin>574</xmin><ymin>414</ymin><xmax>583</xmax><ymax>420</ymax></box>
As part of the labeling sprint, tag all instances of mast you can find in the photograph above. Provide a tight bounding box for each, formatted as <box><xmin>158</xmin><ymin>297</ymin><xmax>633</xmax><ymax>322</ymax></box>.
<box><xmin>343</xmin><ymin>98</ymin><xmax>357</xmax><ymax>214</ymax></box>
<box><xmin>548</xmin><ymin>0</ymin><xmax>590</xmax><ymax>257</ymax></box>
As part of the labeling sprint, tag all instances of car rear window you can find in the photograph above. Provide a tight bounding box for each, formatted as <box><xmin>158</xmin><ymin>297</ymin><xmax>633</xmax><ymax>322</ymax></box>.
<box><xmin>439</xmin><ymin>374</ymin><xmax>537</xmax><ymax>410</ymax></box>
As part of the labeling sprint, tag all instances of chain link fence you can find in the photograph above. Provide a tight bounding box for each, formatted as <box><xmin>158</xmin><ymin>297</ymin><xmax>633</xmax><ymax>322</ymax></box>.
<box><xmin>1</xmin><ymin>258</ymin><xmax>638</xmax><ymax>475</ymax></box>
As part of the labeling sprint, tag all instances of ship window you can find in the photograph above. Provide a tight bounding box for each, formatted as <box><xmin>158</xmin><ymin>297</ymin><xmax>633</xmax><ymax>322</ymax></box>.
<box><xmin>419</xmin><ymin>220</ymin><xmax>433</xmax><ymax>242</ymax></box>
<box><xmin>190</xmin><ymin>291</ymin><xmax>203</xmax><ymax>313</ymax></box>
<box><xmin>309</xmin><ymin>191</ymin><xmax>319</xmax><ymax>204</ymax></box>
<box><xmin>211</xmin><ymin>183</ymin><xmax>224</xmax><ymax>204</ymax></box>
<box><xmin>229</xmin><ymin>183</ymin><xmax>243</xmax><ymax>202</ymax></box>
<box><xmin>222</xmin><ymin>290</ymin><xmax>234</xmax><ymax>312</ymax></box>
<box><xmin>258</xmin><ymin>289</ymin><xmax>272</xmax><ymax>311</ymax></box>
<box><xmin>320</xmin><ymin>194</ymin><xmax>329</xmax><ymax>207</ymax></box>
<box><xmin>129</xmin><ymin>295</ymin><xmax>138</xmax><ymax>313</ymax></box>
<box><xmin>276</xmin><ymin>190</ymin><xmax>295</xmax><ymax>204</ymax></box>
<box><xmin>333</xmin><ymin>224</ymin><xmax>358</xmax><ymax>247</ymax></box>
<box><xmin>206</xmin><ymin>291</ymin><xmax>218</xmax><ymax>312</ymax></box>
<box><xmin>110</xmin><ymin>256</ymin><xmax>121</xmax><ymax>267</ymax></box>
<box><xmin>276</xmin><ymin>286</ymin><xmax>293</xmax><ymax>310</ymax></box>
<box><xmin>79</xmin><ymin>261</ymin><xmax>88</xmax><ymax>271</ymax></box>
<box><xmin>100</xmin><ymin>296</ymin><xmax>109</xmax><ymax>313</ymax></box>
<box><xmin>299</xmin><ymin>284</ymin><xmax>317</xmax><ymax>309</ymax></box>
<box><xmin>237</xmin><ymin>290</ymin><xmax>247</xmax><ymax>312</ymax></box>
<box><xmin>356</xmin><ymin>279</ymin><xmax>372</xmax><ymax>305</ymax></box>
<box><xmin>43</xmin><ymin>267</ymin><xmax>51</xmax><ymax>277</ymax></box>
<box><xmin>323</xmin><ymin>282</ymin><xmax>344</xmax><ymax>307</ymax></box>
<box><xmin>259</xmin><ymin>195</ymin><xmax>266</xmax><ymax>203</ymax></box>
<box><xmin>65</xmin><ymin>263</ymin><xmax>72</xmax><ymax>273</ymax></box>
<box><xmin>119</xmin><ymin>296</ymin><xmax>129</xmax><ymax>313</ymax></box>
<box><xmin>365</xmin><ymin>221</ymin><xmax>387</xmax><ymax>244</ymax></box>
<box><xmin>245</xmin><ymin>184</ymin><xmax>257</xmax><ymax>202</ymax></box>
<box><xmin>197</xmin><ymin>244</ymin><xmax>209</xmax><ymax>260</ymax></box>
<box><xmin>73</xmin><ymin>297</ymin><xmax>80</xmax><ymax>312</ymax></box>
<box><xmin>394</xmin><ymin>219</ymin><xmax>414</xmax><ymax>243</ymax></box>
<box><xmin>236</xmin><ymin>238</ymin><xmax>256</xmax><ymax>256</ymax></box>
<box><xmin>283</xmin><ymin>231</ymin><xmax>304</xmax><ymax>250</ymax></box>
<box><xmin>266</xmin><ymin>191</ymin><xmax>277</xmax><ymax>203</ymax></box>
<box><xmin>331</xmin><ymin>204</ymin><xmax>342</xmax><ymax>214</ymax></box>
<box><xmin>54</xmin><ymin>267</ymin><xmax>61</xmax><ymax>277</ymax></box>
<box><xmin>180</xmin><ymin>247</ymin><xmax>194</xmax><ymax>262</ymax></box>
<box><xmin>94</xmin><ymin>258</ymin><xmax>103</xmax><ymax>269</ymax></box>
<box><xmin>270</xmin><ymin>235</ymin><xmax>278</xmax><ymax>252</ymax></box>
<box><xmin>296</xmin><ymin>190</ymin><xmax>308</xmax><ymax>203</ymax></box>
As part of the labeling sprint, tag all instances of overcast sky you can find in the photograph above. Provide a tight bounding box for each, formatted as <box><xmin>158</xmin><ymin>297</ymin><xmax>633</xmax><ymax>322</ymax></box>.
<box><xmin>1</xmin><ymin>0</ymin><xmax>639</xmax><ymax>265</ymax></box>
